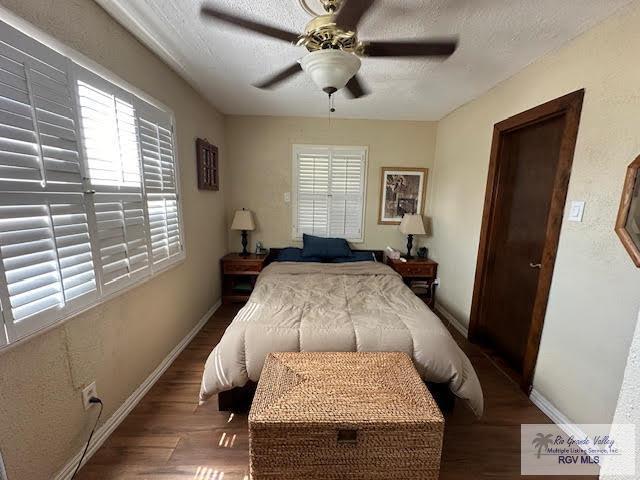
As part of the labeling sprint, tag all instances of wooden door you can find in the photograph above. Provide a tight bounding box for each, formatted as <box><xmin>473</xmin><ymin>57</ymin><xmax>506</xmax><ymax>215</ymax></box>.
<box><xmin>469</xmin><ymin>91</ymin><xmax>584</xmax><ymax>392</ymax></box>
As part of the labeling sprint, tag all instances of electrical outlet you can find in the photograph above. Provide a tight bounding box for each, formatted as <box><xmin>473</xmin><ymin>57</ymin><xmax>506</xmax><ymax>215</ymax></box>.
<box><xmin>82</xmin><ymin>382</ymin><xmax>97</xmax><ymax>410</ymax></box>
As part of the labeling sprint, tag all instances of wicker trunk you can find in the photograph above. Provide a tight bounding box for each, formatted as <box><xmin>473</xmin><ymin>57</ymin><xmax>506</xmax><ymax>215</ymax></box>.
<box><xmin>249</xmin><ymin>352</ymin><xmax>444</xmax><ymax>480</ymax></box>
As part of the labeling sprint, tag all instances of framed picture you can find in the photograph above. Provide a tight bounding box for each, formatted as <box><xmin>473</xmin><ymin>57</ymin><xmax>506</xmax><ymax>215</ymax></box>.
<box><xmin>378</xmin><ymin>167</ymin><xmax>428</xmax><ymax>225</ymax></box>
<box><xmin>615</xmin><ymin>155</ymin><xmax>640</xmax><ymax>267</ymax></box>
<box><xmin>196</xmin><ymin>138</ymin><xmax>219</xmax><ymax>191</ymax></box>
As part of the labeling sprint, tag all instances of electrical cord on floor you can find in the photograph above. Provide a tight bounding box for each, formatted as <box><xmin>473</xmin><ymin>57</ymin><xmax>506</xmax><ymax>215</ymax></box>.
<box><xmin>70</xmin><ymin>397</ymin><xmax>103</xmax><ymax>479</ymax></box>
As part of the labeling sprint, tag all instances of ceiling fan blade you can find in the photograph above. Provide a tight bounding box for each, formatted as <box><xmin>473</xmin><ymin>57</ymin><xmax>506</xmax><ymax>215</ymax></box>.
<box><xmin>200</xmin><ymin>5</ymin><xmax>300</xmax><ymax>43</ymax></box>
<box><xmin>253</xmin><ymin>63</ymin><xmax>303</xmax><ymax>89</ymax></box>
<box><xmin>334</xmin><ymin>0</ymin><xmax>377</xmax><ymax>31</ymax></box>
<box><xmin>345</xmin><ymin>75</ymin><xmax>369</xmax><ymax>99</ymax></box>
<box><xmin>363</xmin><ymin>39</ymin><xmax>458</xmax><ymax>57</ymax></box>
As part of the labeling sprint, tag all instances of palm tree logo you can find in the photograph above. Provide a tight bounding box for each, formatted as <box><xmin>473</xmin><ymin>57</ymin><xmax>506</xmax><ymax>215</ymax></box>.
<box><xmin>532</xmin><ymin>433</ymin><xmax>554</xmax><ymax>459</ymax></box>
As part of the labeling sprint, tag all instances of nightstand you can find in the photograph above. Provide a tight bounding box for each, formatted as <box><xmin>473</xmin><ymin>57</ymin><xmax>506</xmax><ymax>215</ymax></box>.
<box><xmin>221</xmin><ymin>253</ymin><xmax>267</xmax><ymax>304</ymax></box>
<box><xmin>386</xmin><ymin>257</ymin><xmax>438</xmax><ymax>309</ymax></box>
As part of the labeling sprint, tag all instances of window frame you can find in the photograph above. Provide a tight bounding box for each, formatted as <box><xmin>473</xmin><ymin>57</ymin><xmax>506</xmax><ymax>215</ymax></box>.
<box><xmin>0</xmin><ymin>13</ymin><xmax>186</xmax><ymax>351</ymax></box>
<box><xmin>291</xmin><ymin>144</ymin><xmax>368</xmax><ymax>243</ymax></box>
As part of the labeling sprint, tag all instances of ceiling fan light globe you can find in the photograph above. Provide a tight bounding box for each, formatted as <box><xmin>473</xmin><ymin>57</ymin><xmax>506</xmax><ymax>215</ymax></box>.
<box><xmin>299</xmin><ymin>50</ymin><xmax>361</xmax><ymax>93</ymax></box>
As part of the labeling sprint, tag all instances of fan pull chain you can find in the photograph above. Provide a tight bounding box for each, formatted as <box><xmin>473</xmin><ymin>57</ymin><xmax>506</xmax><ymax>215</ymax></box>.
<box><xmin>328</xmin><ymin>92</ymin><xmax>336</xmax><ymax>127</ymax></box>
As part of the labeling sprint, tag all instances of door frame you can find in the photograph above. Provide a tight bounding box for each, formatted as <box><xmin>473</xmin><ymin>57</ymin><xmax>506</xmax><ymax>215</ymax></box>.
<box><xmin>468</xmin><ymin>90</ymin><xmax>585</xmax><ymax>393</ymax></box>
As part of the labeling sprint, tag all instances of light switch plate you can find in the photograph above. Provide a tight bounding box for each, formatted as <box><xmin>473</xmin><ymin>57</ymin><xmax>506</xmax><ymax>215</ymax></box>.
<box><xmin>568</xmin><ymin>201</ymin><xmax>585</xmax><ymax>222</ymax></box>
<box><xmin>284</xmin><ymin>192</ymin><xmax>291</xmax><ymax>203</ymax></box>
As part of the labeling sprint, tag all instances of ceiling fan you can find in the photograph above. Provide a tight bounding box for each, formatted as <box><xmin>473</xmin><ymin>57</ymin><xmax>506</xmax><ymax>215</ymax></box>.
<box><xmin>200</xmin><ymin>0</ymin><xmax>458</xmax><ymax>101</ymax></box>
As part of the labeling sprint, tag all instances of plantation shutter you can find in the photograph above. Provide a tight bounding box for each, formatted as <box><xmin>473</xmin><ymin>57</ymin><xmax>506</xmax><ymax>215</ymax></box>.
<box><xmin>293</xmin><ymin>146</ymin><xmax>366</xmax><ymax>241</ymax></box>
<box><xmin>295</xmin><ymin>148</ymin><xmax>330</xmax><ymax>237</ymax></box>
<box><xmin>329</xmin><ymin>149</ymin><xmax>366</xmax><ymax>239</ymax></box>
<box><xmin>136</xmin><ymin>101</ymin><xmax>183</xmax><ymax>267</ymax></box>
<box><xmin>75</xmin><ymin>67</ymin><xmax>150</xmax><ymax>293</ymax></box>
<box><xmin>0</xmin><ymin>22</ymin><xmax>97</xmax><ymax>341</ymax></box>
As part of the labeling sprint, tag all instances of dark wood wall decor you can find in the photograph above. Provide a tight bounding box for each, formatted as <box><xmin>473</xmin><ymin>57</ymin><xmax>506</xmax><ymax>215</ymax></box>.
<box><xmin>468</xmin><ymin>90</ymin><xmax>584</xmax><ymax>394</ymax></box>
<box><xmin>196</xmin><ymin>138</ymin><xmax>219</xmax><ymax>190</ymax></box>
<box><xmin>615</xmin><ymin>155</ymin><xmax>640</xmax><ymax>267</ymax></box>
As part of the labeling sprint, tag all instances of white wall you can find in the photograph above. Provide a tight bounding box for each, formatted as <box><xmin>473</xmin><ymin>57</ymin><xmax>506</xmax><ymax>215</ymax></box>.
<box><xmin>429</xmin><ymin>0</ymin><xmax>640</xmax><ymax>424</ymax></box>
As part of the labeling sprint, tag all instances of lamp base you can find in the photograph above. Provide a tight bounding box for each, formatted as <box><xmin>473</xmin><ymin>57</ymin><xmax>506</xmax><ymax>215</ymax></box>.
<box><xmin>406</xmin><ymin>234</ymin><xmax>414</xmax><ymax>259</ymax></box>
<box><xmin>241</xmin><ymin>230</ymin><xmax>249</xmax><ymax>256</ymax></box>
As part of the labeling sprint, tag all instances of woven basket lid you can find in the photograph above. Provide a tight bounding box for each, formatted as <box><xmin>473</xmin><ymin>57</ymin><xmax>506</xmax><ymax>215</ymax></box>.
<box><xmin>250</xmin><ymin>352</ymin><xmax>444</xmax><ymax>425</ymax></box>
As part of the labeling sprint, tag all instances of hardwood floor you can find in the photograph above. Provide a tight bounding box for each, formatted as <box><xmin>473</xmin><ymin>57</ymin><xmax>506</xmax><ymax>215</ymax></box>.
<box><xmin>77</xmin><ymin>304</ymin><xmax>596</xmax><ymax>479</ymax></box>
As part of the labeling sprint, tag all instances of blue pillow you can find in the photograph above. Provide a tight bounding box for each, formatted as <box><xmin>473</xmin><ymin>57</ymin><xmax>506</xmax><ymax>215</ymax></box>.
<box><xmin>302</xmin><ymin>234</ymin><xmax>352</xmax><ymax>259</ymax></box>
<box><xmin>276</xmin><ymin>247</ymin><xmax>322</xmax><ymax>263</ymax></box>
<box><xmin>331</xmin><ymin>251</ymin><xmax>376</xmax><ymax>263</ymax></box>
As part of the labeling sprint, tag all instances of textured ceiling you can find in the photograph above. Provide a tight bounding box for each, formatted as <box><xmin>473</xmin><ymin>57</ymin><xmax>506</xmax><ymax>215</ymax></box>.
<box><xmin>95</xmin><ymin>0</ymin><xmax>631</xmax><ymax>120</ymax></box>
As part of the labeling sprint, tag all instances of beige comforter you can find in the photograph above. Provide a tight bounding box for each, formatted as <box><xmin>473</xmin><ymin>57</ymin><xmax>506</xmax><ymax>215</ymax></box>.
<box><xmin>200</xmin><ymin>261</ymin><xmax>484</xmax><ymax>416</ymax></box>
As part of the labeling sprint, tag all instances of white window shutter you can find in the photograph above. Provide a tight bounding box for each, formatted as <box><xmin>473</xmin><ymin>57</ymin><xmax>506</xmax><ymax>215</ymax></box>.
<box><xmin>0</xmin><ymin>23</ymin><xmax>97</xmax><ymax>341</ymax></box>
<box><xmin>76</xmin><ymin>80</ymin><xmax>142</xmax><ymax>189</ymax></box>
<box><xmin>136</xmin><ymin>102</ymin><xmax>183</xmax><ymax>267</ymax></box>
<box><xmin>75</xmin><ymin>68</ymin><xmax>151</xmax><ymax>293</ymax></box>
<box><xmin>329</xmin><ymin>150</ymin><xmax>365</xmax><ymax>239</ymax></box>
<box><xmin>293</xmin><ymin>146</ymin><xmax>366</xmax><ymax>241</ymax></box>
<box><xmin>50</xmin><ymin>198</ymin><xmax>97</xmax><ymax>301</ymax></box>
<box><xmin>0</xmin><ymin>199</ymin><xmax>64</xmax><ymax>334</ymax></box>
<box><xmin>0</xmin><ymin>18</ymin><xmax>185</xmax><ymax>346</ymax></box>
<box><xmin>91</xmin><ymin>192</ymin><xmax>149</xmax><ymax>289</ymax></box>
<box><xmin>296</xmin><ymin>150</ymin><xmax>330</xmax><ymax>237</ymax></box>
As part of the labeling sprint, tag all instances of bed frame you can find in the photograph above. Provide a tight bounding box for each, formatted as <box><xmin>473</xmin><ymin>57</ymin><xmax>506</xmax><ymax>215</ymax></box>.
<box><xmin>218</xmin><ymin>381</ymin><xmax>455</xmax><ymax>414</ymax></box>
<box><xmin>218</xmin><ymin>248</ymin><xmax>456</xmax><ymax>414</ymax></box>
<box><xmin>264</xmin><ymin>248</ymin><xmax>385</xmax><ymax>266</ymax></box>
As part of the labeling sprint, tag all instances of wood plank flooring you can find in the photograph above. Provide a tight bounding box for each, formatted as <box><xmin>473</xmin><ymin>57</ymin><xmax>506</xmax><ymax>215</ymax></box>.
<box><xmin>77</xmin><ymin>304</ymin><xmax>597</xmax><ymax>479</ymax></box>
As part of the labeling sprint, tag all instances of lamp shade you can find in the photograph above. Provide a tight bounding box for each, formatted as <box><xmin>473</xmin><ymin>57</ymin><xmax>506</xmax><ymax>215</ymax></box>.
<box><xmin>300</xmin><ymin>50</ymin><xmax>361</xmax><ymax>93</ymax></box>
<box><xmin>231</xmin><ymin>209</ymin><xmax>255</xmax><ymax>231</ymax></box>
<box><xmin>399</xmin><ymin>214</ymin><xmax>426</xmax><ymax>235</ymax></box>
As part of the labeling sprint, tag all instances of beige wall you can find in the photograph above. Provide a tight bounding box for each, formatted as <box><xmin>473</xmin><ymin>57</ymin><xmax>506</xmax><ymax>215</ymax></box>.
<box><xmin>429</xmin><ymin>1</ymin><xmax>640</xmax><ymax>425</ymax></box>
<box><xmin>0</xmin><ymin>1</ymin><xmax>226</xmax><ymax>479</ymax></box>
<box><xmin>224</xmin><ymin>116</ymin><xmax>437</xmax><ymax>252</ymax></box>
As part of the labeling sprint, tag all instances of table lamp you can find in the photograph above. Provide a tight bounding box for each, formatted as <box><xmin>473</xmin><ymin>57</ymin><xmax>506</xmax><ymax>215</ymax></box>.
<box><xmin>399</xmin><ymin>214</ymin><xmax>426</xmax><ymax>259</ymax></box>
<box><xmin>231</xmin><ymin>209</ymin><xmax>255</xmax><ymax>256</ymax></box>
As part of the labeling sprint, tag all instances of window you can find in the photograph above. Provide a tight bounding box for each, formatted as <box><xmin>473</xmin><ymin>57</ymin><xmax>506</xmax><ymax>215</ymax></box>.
<box><xmin>0</xmin><ymin>20</ymin><xmax>184</xmax><ymax>346</ymax></box>
<box><xmin>292</xmin><ymin>145</ymin><xmax>367</xmax><ymax>242</ymax></box>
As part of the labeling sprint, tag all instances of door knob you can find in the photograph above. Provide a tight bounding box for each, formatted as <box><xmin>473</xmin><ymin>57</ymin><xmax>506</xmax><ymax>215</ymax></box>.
<box><xmin>529</xmin><ymin>263</ymin><xmax>542</xmax><ymax>269</ymax></box>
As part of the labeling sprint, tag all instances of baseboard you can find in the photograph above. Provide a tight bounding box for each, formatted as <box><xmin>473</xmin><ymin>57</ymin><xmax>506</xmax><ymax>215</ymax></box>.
<box><xmin>529</xmin><ymin>388</ymin><xmax>587</xmax><ymax>440</ymax></box>
<box><xmin>434</xmin><ymin>302</ymin><xmax>469</xmax><ymax>338</ymax></box>
<box><xmin>53</xmin><ymin>299</ymin><xmax>221</xmax><ymax>480</ymax></box>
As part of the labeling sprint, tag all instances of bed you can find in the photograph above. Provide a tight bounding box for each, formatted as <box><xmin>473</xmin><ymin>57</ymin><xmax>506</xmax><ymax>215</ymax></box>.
<box><xmin>199</xmin><ymin>248</ymin><xmax>484</xmax><ymax>417</ymax></box>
